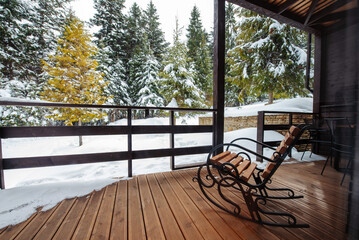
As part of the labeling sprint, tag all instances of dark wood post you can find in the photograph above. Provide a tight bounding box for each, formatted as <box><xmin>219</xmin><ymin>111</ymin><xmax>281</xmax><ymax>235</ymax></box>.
<box><xmin>127</xmin><ymin>108</ymin><xmax>132</xmax><ymax>177</ymax></box>
<box><xmin>213</xmin><ymin>0</ymin><xmax>226</xmax><ymax>148</ymax></box>
<box><xmin>170</xmin><ymin>111</ymin><xmax>175</xmax><ymax>170</ymax></box>
<box><xmin>313</xmin><ymin>34</ymin><xmax>321</xmax><ymax>114</ymax></box>
<box><xmin>0</xmin><ymin>138</ymin><xmax>5</xmax><ymax>189</ymax></box>
<box><xmin>257</xmin><ymin>111</ymin><xmax>265</xmax><ymax>162</ymax></box>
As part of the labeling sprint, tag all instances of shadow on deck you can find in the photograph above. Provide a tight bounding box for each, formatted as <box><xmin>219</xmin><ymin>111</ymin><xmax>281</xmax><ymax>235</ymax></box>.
<box><xmin>0</xmin><ymin>160</ymin><xmax>348</xmax><ymax>240</ymax></box>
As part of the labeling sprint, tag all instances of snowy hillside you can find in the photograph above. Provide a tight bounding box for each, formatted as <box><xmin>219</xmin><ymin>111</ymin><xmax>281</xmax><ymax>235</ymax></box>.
<box><xmin>0</xmin><ymin>97</ymin><xmax>324</xmax><ymax>228</ymax></box>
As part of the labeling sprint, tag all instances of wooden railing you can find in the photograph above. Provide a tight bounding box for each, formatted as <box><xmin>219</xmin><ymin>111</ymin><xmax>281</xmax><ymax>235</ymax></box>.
<box><xmin>256</xmin><ymin>111</ymin><xmax>317</xmax><ymax>162</ymax></box>
<box><xmin>0</xmin><ymin>100</ymin><xmax>216</xmax><ymax>189</ymax></box>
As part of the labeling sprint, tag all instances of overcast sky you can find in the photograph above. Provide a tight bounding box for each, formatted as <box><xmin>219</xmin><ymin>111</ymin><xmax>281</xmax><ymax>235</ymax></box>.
<box><xmin>71</xmin><ymin>0</ymin><xmax>214</xmax><ymax>42</ymax></box>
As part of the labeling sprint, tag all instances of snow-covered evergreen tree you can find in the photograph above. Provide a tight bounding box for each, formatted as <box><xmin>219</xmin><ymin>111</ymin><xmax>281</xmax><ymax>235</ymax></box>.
<box><xmin>129</xmin><ymin>34</ymin><xmax>163</xmax><ymax>106</ymax></box>
<box><xmin>125</xmin><ymin>3</ymin><xmax>144</xmax><ymax>64</ymax></box>
<box><xmin>41</xmin><ymin>16</ymin><xmax>108</xmax><ymax>134</ymax></box>
<box><xmin>228</xmin><ymin>8</ymin><xmax>308</xmax><ymax>104</ymax></box>
<box><xmin>158</xmin><ymin>18</ymin><xmax>205</xmax><ymax>109</ymax></box>
<box><xmin>91</xmin><ymin>0</ymin><xmax>128</xmax><ymax>105</ymax></box>
<box><xmin>186</xmin><ymin>6</ymin><xmax>212</xmax><ymax>106</ymax></box>
<box><xmin>224</xmin><ymin>3</ymin><xmax>241</xmax><ymax>106</ymax></box>
<box><xmin>143</xmin><ymin>0</ymin><xmax>168</xmax><ymax>62</ymax></box>
<box><xmin>0</xmin><ymin>0</ymin><xmax>70</xmax><ymax>126</ymax></box>
<box><xmin>1</xmin><ymin>0</ymin><xmax>70</xmax><ymax>100</ymax></box>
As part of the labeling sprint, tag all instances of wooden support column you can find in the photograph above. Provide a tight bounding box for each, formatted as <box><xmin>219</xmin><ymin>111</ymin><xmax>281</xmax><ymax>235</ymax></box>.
<box><xmin>213</xmin><ymin>0</ymin><xmax>226</xmax><ymax>148</ymax></box>
<box><xmin>313</xmin><ymin>34</ymin><xmax>322</xmax><ymax>114</ymax></box>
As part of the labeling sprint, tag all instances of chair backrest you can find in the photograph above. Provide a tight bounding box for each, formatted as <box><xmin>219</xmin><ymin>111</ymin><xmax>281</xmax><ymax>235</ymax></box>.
<box><xmin>261</xmin><ymin>125</ymin><xmax>302</xmax><ymax>179</ymax></box>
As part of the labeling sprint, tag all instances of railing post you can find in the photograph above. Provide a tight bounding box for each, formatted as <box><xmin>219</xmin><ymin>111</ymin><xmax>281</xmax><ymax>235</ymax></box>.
<box><xmin>0</xmin><ymin>138</ymin><xmax>5</xmax><ymax>189</ymax></box>
<box><xmin>257</xmin><ymin>111</ymin><xmax>265</xmax><ymax>162</ymax></box>
<box><xmin>127</xmin><ymin>108</ymin><xmax>132</xmax><ymax>177</ymax></box>
<box><xmin>288</xmin><ymin>113</ymin><xmax>293</xmax><ymax>157</ymax></box>
<box><xmin>170</xmin><ymin>111</ymin><xmax>175</xmax><ymax>170</ymax></box>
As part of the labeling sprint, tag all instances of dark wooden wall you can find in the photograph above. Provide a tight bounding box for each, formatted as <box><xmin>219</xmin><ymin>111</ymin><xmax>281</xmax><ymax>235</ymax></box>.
<box><xmin>318</xmin><ymin>22</ymin><xmax>359</xmax><ymax>123</ymax></box>
<box><xmin>316</xmin><ymin>14</ymin><xmax>359</xmax><ymax>238</ymax></box>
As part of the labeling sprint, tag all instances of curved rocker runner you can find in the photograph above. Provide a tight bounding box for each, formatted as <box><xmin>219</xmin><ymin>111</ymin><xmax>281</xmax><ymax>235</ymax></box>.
<box><xmin>193</xmin><ymin>125</ymin><xmax>310</xmax><ymax>228</ymax></box>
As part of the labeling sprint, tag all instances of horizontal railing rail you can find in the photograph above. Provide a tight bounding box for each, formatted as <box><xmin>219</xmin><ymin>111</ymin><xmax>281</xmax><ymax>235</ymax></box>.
<box><xmin>0</xmin><ymin>100</ymin><xmax>216</xmax><ymax>189</ymax></box>
<box><xmin>256</xmin><ymin>111</ymin><xmax>317</xmax><ymax>162</ymax></box>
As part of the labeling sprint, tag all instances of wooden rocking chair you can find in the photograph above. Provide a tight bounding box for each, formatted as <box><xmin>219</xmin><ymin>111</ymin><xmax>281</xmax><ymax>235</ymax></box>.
<box><xmin>193</xmin><ymin>125</ymin><xmax>310</xmax><ymax>228</ymax></box>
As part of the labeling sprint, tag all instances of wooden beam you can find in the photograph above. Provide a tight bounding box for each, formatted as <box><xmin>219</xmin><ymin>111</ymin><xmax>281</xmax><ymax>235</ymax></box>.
<box><xmin>304</xmin><ymin>0</ymin><xmax>320</xmax><ymax>25</ymax></box>
<box><xmin>277</xmin><ymin>0</ymin><xmax>300</xmax><ymax>14</ymax></box>
<box><xmin>227</xmin><ymin>0</ymin><xmax>318</xmax><ymax>33</ymax></box>
<box><xmin>213</xmin><ymin>0</ymin><xmax>226</xmax><ymax>147</ymax></box>
<box><xmin>311</xmin><ymin>8</ymin><xmax>359</xmax><ymax>26</ymax></box>
<box><xmin>2</xmin><ymin>146</ymin><xmax>212</xmax><ymax>170</ymax></box>
<box><xmin>308</xmin><ymin>0</ymin><xmax>353</xmax><ymax>25</ymax></box>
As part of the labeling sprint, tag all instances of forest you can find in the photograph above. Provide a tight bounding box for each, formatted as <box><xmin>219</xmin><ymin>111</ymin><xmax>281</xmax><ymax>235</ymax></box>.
<box><xmin>0</xmin><ymin>0</ymin><xmax>310</xmax><ymax>126</ymax></box>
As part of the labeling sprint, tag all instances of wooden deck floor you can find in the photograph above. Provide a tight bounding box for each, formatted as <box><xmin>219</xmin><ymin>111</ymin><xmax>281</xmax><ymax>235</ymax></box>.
<box><xmin>0</xmin><ymin>160</ymin><xmax>349</xmax><ymax>240</ymax></box>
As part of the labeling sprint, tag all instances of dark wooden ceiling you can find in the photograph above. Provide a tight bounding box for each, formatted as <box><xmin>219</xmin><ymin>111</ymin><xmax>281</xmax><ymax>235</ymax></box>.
<box><xmin>227</xmin><ymin>0</ymin><xmax>358</xmax><ymax>33</ymax></box>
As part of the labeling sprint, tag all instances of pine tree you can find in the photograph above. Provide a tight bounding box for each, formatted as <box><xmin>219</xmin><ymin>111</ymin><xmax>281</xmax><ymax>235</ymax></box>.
<box><xmin>143</xmin><ymin>0</ymin><xmax>168</xmax><ymax>62</ymax></box>
<box><xmin>41</xmin><ymin>16</ymin><xmax>108</xmax><ymax>145</ymax></box>
<box><xmin>125</xmin><ymin>3</ymin><xmax>144</xmax><ymax>64</ymax></box>
<box><xmin>0</xmin><ymin>0</ymin><xmax>70</xmax><ymax>126</ymax></box>
<box><xmin>158</xmin><ymin>18</ymin><xmax>205</xmax><ymax>109</ymax></box>
<box><xmin>129</xmin><ymin>34</ymin><xmax>163</xmax><ymax>107</ymax></box>
<box><xmin>186</xmin><ymin>6</ymin><xmax>212</xmax><ymax>105</ymax></box>
<box><xmin>91</xmin><ymin>0</ymin><xmax>128</xmax><ymax>105</ymax></box>
<box><xmin>228</xmin><ymin>8</ymin><xmax>308</xmax><ymax>104</ymax></box>
<box><xmin>224</xmin><ymin>3</ymin><xmax>241</xmax><ymax>106</ymax></box>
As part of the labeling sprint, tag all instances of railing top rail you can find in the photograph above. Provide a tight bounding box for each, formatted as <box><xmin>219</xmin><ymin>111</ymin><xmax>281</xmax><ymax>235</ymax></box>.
<box><xmin>0</xmin><ymin>100</ymin><xmax>217</xmax><ymax>112</ymax></box>
<box><xmin>259</xmin><ymin>110</ymin><xmax>315</xmax><ymax>115</ymax></box>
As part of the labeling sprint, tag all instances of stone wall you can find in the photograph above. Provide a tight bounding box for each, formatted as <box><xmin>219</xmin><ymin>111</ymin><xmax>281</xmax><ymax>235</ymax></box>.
<box><xmin>199</xmin><ymin>114</ymin><xmax>313</xmax><ymax>133</ymax></box>
<box><xmin>200</xmin><ymin>113</ymin><xmax>313</xmax><ymax>152</ymax></box>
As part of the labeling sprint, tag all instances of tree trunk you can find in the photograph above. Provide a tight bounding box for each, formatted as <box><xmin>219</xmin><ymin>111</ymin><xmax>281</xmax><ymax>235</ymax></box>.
<box><xmin>78</xmin><ymin>120</ymin><xmax>83</xmax><ymax>146</ymax></box>
<box><xmin>268</xmin><ymin>91</ymin><xmax>274</xmax><ymax>104</ymax></box>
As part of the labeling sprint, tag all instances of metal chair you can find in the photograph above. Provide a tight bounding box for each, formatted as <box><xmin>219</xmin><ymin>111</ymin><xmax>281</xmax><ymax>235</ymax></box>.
<box><xmin>194</xmin><ymin>125</ymin><xmax>310</xmax><ymax>228</ymax></box>
<box><xmin>301</xmin><ymin>118</ymin><xmax>331</xmax><ymax>160</ymax></box>
<box><xmin>321</xmin><ymin>118</ymin><xmax>354</xmax><ymax>185</ymax></box>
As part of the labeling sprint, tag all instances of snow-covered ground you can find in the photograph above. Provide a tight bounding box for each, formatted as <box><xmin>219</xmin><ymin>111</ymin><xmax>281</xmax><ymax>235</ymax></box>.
<box><xmin>0</xmin><ymin>97</ymin><xmax>325</xmax><ymax>229</ymax></box>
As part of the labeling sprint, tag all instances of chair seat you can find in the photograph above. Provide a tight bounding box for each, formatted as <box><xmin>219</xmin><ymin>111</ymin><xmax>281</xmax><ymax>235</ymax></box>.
<box><xmin>210</xmin><ymin>151</ymin><xmax>256</xmax><ymax>182</ymax></box>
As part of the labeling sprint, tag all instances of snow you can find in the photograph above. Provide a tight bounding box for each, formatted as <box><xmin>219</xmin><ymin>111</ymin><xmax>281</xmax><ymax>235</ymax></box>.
<box><xmin>204</xmin><ymin>97</ymin><xmax>313</xmax><ymax>118</ymax></box>
<box><xmin>0</xmin><ymin>97</ymin><xmax>325</xmax><ymax>229</ymax></box>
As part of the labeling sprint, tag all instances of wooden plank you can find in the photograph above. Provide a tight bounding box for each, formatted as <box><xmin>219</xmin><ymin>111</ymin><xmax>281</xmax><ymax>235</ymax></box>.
<box><xmin>236</xmin><ymin>159</ymin><xmax>251</xmax><ymax>175</ymax></box>
<box><xmin>127</xmin><ymin>178</ymin><xmax>146</xmax><ymax>240</ymax></box>
<box><xmin>210</xmin><ymin>151</ymin><xmax>231</xmax><ymax>163</ymax></box>
<box><xmin>172</xmin><ymin>170</ymin><xmax>242</xmax><ymax>240</ymax></box>
<box><xmin>91</xmin><ymin>183</ymin><xmax>117</xmax><ymax>240</ymax></box>
<box><xmin>72</xmin><ymin>189</ymin><xmax>105</xmax><ymax>240</ymax></box>
<box><xmin>110</xmin><ymin>181</ymin><xmax>128</xmax><ymax>240</ymax></box>
<box><xmin>146</xmin><ymin>174</ymin><xmax>184</xmax><ymax>240</ymax></box>
<box><xmin>138</xmin><ymin>175</ymin><xmax>166</xmax><ymax>240</ymax></box>
<box><xmin>33</xmin><ymin>198</ymin><xmax>76</xmax><ymax>240</ymax></box>
<box><xmin>155</xmin><ymin>173</ymin><xmax>204</xmax><ymax>239</ymax></box>
<box><xmin>14</xmin><ymin>203</ymin><xmax>59</xmax><ymax>239</ymax></box>
<box><xmin>162</xmin><ymin>171</ymin><xmax>222</xmax><ymax>240</ymax></box>
<box><xmin>0</xmin><ymin>211</ymin><xmax>37</xmax><ymax>240</ymax></box>
<box><xmin>241</xmin><ymin>162</ymin><xmax>257</xmax><ymax>181</ymax></box>
<box><xmin>52</xmin><ymin>196</ymin><xmax>90</xmax><ymax>240</ymax></box>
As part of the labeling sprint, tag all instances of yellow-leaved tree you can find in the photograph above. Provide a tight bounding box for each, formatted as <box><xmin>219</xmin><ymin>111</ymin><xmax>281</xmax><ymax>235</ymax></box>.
<box><xmin>41</xmin><ymin>15</ymin><xmax>108</xmax><ymax>146</ymax></box>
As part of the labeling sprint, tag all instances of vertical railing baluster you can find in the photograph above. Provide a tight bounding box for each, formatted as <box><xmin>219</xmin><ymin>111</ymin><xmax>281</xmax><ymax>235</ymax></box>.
<box><xmin>0</xmin><ymin>138</ymin><xmax>5</xmax><ymax>189</ymax></box>
<box><xmin>127</xmin><ymin>108</ymin><xmax>133</xmax><ymax>177</ymax></box>
<box><xmin>170</xmin><ymin>110</ymin><xmax>175</xmax><ymax>170</ymax></box>
<box><xmin>257</xmin><ymin>111</ymin><xmax>265</xmax><ymax>162</ymax></box>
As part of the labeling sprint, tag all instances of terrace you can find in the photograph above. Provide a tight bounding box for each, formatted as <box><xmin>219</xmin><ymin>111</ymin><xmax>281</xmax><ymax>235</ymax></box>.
<box><xmin>0</xmin><ymin>0</ymin><xmax>358</xmax><ymax>239</ymax></box>
<box><xmin>0</xmin><ymin>162</ymin><xmax>349</xmax><ymax>239</ymax></box>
